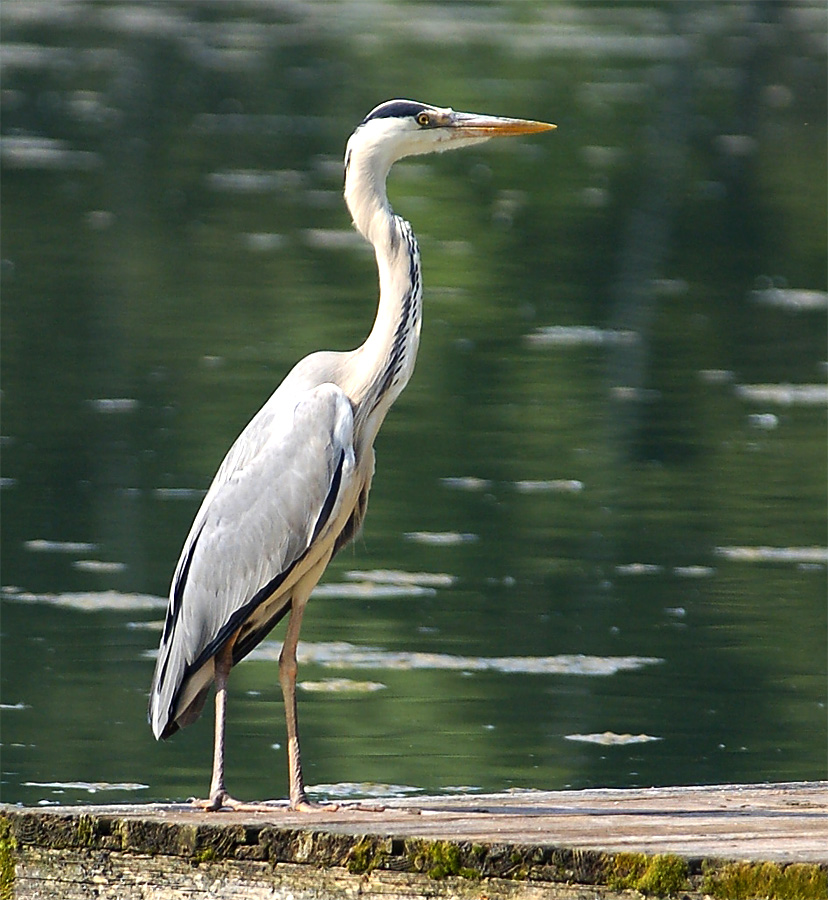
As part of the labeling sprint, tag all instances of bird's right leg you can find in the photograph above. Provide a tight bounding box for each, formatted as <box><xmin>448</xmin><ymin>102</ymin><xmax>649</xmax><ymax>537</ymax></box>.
<box><xmin>279</xmin><ymin>595</ymin><xmax>313</xmax><ymax>809</ymax></box>
<box><xmin>279</xmin><ymin>593</ymin><xmax>337</xmax><ymax>812</ymax></box>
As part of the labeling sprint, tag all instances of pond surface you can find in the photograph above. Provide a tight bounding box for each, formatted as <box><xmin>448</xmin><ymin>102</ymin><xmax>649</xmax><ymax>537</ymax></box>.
<box><xmin>1</xmin><ymin>1</ymin><xmax>826</xmax><ymax>807</ymax></box>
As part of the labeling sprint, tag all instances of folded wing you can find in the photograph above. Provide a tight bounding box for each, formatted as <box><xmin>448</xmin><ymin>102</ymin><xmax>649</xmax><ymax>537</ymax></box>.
<box><xmin>149</xmin><ymin>382</ymin><xmax>356</xmax><ymax>739</ymax></box>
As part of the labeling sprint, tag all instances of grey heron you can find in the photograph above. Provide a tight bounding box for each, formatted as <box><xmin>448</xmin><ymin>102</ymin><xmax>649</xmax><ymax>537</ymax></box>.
<box><xmin>149</xmin><ymin>99</ymin><xmax>555</xmax><ymax>811</ymax></box>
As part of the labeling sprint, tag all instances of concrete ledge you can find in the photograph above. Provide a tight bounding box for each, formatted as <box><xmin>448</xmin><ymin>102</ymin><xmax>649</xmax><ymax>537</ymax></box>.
<box><xmin>2</xmin><ymin>782</ymin><xmax>827</xmax><ymax>899</ymax></box>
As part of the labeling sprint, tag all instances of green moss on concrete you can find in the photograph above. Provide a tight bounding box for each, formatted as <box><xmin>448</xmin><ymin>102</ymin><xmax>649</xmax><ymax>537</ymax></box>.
<box><xmin>636</xmin><ymin>854</ymin><xmax>689</xmax><ymax>895</ymax></box>
<box><xmin>191</xmin><ymin>847</ymin><xmax>218</xmax><ymax>865</ymax></box>
<box><xmin>609</xmin><ymin>852</ymin><xmax>688</xmax><ymax>896</ymax></box>
<box><xmin>703</xmin><ymin>861</ymin><xmax>828</xmax><ymax>900</ymax></box>
<box><xmin>409</xmin><ymin>839</ymin><xmax>480</xmax><ymax>880</ymax></box>
<box><xmin>346</xmin><ymin>837</ymin><xmax>387</xmax><ymax>875</ymax></box>
<box><xmin>75</xmin><ymin>814</ymin><xmax>94</xmax><ymax>847</ymax></box>
<box><xmin>2</xmin><ymin>802</ymin><xmax>826</xmax><ymax>897</ymax></box>
<box><xmin>0</xmin><ymin>817</ymin><xmax>16</xmax><ymax>900</ymax></box>
<box><xmin>508</xmin><ymin>849</ymin><xmax>530</xmax><ymax>880</ymax></box>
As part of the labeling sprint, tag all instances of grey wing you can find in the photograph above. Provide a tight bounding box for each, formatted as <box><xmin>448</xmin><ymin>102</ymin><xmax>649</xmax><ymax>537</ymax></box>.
<box><xmin>149</xmin><ymin>382</ymin><xmax>356</xmax><ymax>739</ymax></box>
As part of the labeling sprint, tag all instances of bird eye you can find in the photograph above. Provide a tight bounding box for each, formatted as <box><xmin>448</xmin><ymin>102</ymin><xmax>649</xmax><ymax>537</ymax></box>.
<box><xmin>416</xmin><ymin>112</ymin><xmax>430</xmax><ymax>127</ymax></box>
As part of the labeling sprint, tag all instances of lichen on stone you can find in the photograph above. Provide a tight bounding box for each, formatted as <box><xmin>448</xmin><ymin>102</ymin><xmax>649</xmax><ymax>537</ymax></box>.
<box><xmin>0</xmin><ymin>817</ymin><xmax>16</xmax><ymax>900</ymax></box>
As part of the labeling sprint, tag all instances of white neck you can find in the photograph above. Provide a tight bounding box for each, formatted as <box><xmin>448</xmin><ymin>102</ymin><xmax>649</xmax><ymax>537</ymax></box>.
<box><xmin>342</xmin><ymin>131</ymin><xmax>423</xmax><ymax>434</ymax></box>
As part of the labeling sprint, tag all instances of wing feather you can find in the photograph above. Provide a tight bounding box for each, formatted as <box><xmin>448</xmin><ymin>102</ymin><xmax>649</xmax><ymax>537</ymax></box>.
<box><xmin>149</xmin><ymin>382</ymin><xmax>356</xmax><ymax>739</ymax></box>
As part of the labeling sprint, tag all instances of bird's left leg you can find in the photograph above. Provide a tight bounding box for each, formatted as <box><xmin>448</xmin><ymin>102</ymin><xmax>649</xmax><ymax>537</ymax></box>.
<box><xmin>192</xmin><ymin>633</ymin><xmax>246</xmax><ymax>810</ymax></box>
<box><xmin>280</xmin><ymin>593</ymin><xmax>337</xmax><ymax>812</ymax></box>
<box><xmin>193</xmin><ymin>633</ymin><xmax>284</xmax><ymax>813</ymax></box>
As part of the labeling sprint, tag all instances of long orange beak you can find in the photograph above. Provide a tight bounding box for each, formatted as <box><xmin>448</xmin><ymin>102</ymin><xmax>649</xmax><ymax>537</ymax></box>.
<box><xmin>448</xmin><ymin>111</ymin><xmax>556</xmax><ymax>137</ymax></box>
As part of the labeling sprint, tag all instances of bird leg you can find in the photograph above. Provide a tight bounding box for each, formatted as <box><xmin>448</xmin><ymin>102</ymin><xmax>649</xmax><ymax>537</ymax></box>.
<box><xmin>279</xmin><ymin>596</ymin><xmax>337</xmax><ymax>812</ymax></box>
<box><xmin>190</xmin><ymin>603</ymin><xmax>338</xmax><ymax>814</ymax></box>
<box><xmin>191</xmin><ymin>633</ymin><xmax>245</xmax><ymax>811</ymax></box>
<box><xmin>187</xmin><ymin>604</ymin><xmax>380</xmax><ymax>814</ymax></box>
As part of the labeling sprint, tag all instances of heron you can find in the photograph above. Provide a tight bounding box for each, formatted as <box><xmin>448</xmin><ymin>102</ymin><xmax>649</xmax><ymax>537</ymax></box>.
<box><xmin>149</xmin><ymin>99</ymin><xmax>555</xmax><ymax>811</ymax></box>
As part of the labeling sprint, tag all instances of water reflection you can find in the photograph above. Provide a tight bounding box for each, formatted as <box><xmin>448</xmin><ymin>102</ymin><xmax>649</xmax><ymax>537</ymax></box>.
<box><xmin>1</xmin><ymin>1</ymin><xmax>825</xmax><ymax>806</ymax></box>
<box><xmin>248</xmin><ymin>640</ymin><xmax>664</xmax><ymax>677</ymax></box>
<box><xmin>564</xmin><ymin>732</ymin><xmax>661</xmax><ymax>746</ymax></box>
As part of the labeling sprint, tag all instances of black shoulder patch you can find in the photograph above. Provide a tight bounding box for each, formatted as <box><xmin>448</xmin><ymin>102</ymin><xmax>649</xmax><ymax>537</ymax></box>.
<box><xmin>362</xmin><ymin>100</ymin><xmax>428</xmax><ymax>124</ymax></box>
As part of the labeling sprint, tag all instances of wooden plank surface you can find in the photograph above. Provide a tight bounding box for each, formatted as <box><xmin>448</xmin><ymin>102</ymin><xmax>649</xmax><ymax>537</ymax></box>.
<box><xmin>3</xmin><ymin>782</ymin><xmax>827</xmax><ymax>899</ymax></box>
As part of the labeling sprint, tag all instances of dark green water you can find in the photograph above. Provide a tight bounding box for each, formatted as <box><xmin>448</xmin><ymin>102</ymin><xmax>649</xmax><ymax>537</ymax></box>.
<box><xmin>1</xmin><ymin>2</ymin><xmax>826</xmax><ymax>807</ymax></box>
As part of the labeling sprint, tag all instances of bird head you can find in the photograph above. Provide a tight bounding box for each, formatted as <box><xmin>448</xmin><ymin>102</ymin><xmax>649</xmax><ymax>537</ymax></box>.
<box><xmin>347</xmin><ymin>99</ymin><xmax>555</xmax><ymax>167</ymax></box>
<box><xmin>343</xmin><ymin>100</ymin><xmax>555</xmax><ymax>243</ymax></box>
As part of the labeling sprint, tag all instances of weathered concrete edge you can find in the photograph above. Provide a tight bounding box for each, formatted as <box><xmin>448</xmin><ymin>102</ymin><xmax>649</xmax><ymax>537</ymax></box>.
<box><xmin>2</xmin><ymin>805</ymin><xmax>827</xmax><ymax>900</ymax></box>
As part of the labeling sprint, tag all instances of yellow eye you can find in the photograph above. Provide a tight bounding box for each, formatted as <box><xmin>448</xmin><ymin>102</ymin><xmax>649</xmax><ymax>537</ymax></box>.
<box><xmin>416</xmin><ymin>112</ymin><xmax>430</xmax><ymax>127</ymax></box>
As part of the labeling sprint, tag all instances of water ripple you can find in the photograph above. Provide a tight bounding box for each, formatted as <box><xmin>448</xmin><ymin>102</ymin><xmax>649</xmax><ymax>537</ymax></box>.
<box><xmin>2</xmin><ymin>587</ymin><xmax>166</xmax><ymax>612</ymax></box>
<box><xmin>344</xmin><ymin>569</ymin><xmax>455</xmax><ymax>588</ymax></box>
<box><xmin>251</xmin><ymin>640</ymin><xmax>663</xmax><ymax>676</ymax></box>
<box><xmin>24</xmin><ymin>780</ymin><xmax>149</xmax><ymax>794</ymax></box>
<box><xmin>564</xmin><ymin>732</ymin><xmax>662</xmax><ymax>746</ymax></box>
<box><xmin>298</xmin><ymin>678</ymin><xmax>386</xmax><ymax>694</ymax></box>
<box><xmin>715</xmin><ymin>546</ymin><xmax>828</xmax><ymax>565</ymax></box>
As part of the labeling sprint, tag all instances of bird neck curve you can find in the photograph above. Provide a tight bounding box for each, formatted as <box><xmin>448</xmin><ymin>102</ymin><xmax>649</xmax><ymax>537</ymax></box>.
<box><xmin>343</xmin><ymin>134</ymin><xmax>423</xmax><ymax>438</ymax></box>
